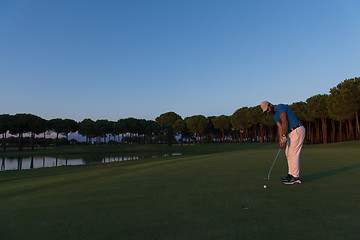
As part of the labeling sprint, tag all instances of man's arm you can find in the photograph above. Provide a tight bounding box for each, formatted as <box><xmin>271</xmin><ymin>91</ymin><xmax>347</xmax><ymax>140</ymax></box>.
<box><xmin>279</xmin><ymin>112</ymin><xmax>288</xmax><ymax>136</ymax></box>
<box><xmin>276</xmin><ymin>122</ymin><xmax>283</xmax><ymax>138</ymax></box>
<box><xmin>277</xmin><ymin>112</ymin><xmax>288</xmax><ymax>148</ymax></box>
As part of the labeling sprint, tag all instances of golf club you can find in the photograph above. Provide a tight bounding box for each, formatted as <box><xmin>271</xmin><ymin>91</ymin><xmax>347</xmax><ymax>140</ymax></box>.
<box><xmin>264</xmin><ymin>148</ymin><xmax>281</xmax><ymax>181</ymax></box>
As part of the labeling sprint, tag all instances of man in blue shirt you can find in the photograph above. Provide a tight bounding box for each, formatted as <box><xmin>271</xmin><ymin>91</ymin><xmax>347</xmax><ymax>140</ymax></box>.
<box><xmin>261</xmin><ymin>101</ymin><xmax>306</xmax><ymax>184</ymax></box>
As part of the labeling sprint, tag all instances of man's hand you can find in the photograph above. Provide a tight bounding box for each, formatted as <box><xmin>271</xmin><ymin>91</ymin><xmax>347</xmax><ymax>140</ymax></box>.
<box><xmin>279</xmin><ymin>135</ymin><xmax>287</xmax><ymax>148</ymax></box>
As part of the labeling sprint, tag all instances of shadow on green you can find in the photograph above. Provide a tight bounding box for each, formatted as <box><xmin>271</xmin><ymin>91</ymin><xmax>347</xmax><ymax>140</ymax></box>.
<box><xmin>303</xmin><ymin>163</ymin><xmax>360</xmax><ymax>182</ymax></box>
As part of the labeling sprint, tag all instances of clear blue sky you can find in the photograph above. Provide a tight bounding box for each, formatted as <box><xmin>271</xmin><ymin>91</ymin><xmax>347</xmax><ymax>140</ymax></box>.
<box><xmin>1</xmin><ymin>0</ymin><xmax>359</xmax><ymax>121</ymax></box>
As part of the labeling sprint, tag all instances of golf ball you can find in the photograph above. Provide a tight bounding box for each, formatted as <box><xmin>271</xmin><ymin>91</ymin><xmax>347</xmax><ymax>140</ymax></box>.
<box><xmin>263</xmin><ymin>184</ymin><xmax>267</xmax><ymax>189</ymax></box>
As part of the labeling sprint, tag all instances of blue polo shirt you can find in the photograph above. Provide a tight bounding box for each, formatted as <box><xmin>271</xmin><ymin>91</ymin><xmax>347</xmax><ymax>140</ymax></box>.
<box><xmin>273</xmin><ymin>104</ymin><xmax>300</xmax><ymax>131</ymax></box>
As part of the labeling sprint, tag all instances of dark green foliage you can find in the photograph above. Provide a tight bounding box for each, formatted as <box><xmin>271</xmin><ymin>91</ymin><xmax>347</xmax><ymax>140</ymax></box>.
<box><xmin>212</xmin><ymin>115</ymin><xmax>231</xmax><ymax>142</ymax></box>
<box><xmin>156</xmin><ymin>112</ymin><xmax>183</xmax><ymax>146</ymax></box>
<box><xmin>184</xmin><ymin>115</ymin><xmax>209</xmax><ymax>143</ymax></box>
<box><xmin>0</xmin><ymin>77</ymin><xmax>359</xmax><ymax>147</ymax></box>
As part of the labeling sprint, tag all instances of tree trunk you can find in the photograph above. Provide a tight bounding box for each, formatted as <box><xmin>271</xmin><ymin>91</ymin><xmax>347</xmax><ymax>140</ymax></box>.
<box><xmin>345</xmin><ymin>121</ymin><xmax>349</xmax><ymax>141</ymax></box>
<box><xmin>331</xmin><ymin>120</ymin><xmax>336</xmax><ymax>143</ymax></box>
<box><xmin>306</xmin><ymin>122</ymin><xmax>311</xmax><ymax>144</ymax></box>
<box><xmin>259</xmin><ymin>124</ymin><xmax>264</xmax><ymax>143</ymax></box>
<box><xmin>2</xmin><ymin>133</ymin><xmax>6</xmax><ymax>152</ymax></box>
<box><xmin>348</xmin><ymin>119</ymin><xmax>354</xmax><ymax>141</ymax></box>
<box><xmin>43</xmin><ymin>132</ymin><xmax>46</xmax><ymax>150</ymax></box>
<box><xmin>18</xmin><ymin>133</ymin><xmax>23</xmax><ymax>151</ymax></box>
<box><xmin>1</xmin><ymin>157</ymin><xmax>5</xmax><ymax>171</ymax></box>
<box><xmin>18</xmin><ymin>157</ymin><xmax>23</xmax><ymax>170</ymax></box>
<box><xmin>315</xmin><ymin>120</ymin><xmax>320</xmax><ymax>144</ymax></box>
<box><xmin>308</xmin><ymin>122</ymin><xmax>314</xmax><ymax>144</ymax></box>
<box><xmin>210</xmin><ymin>132</ymin><xmax>215</xmax><ymax>143</ymax></box>
<box><xmin>30</xmin><ymin>156</ymin><xmax>34</xmax><ymax>169</ymax></box>
<box><xmin>321</xmin><ymin>118</ymin><xmax>327</xmax><ymax>144</ymax></box>
<box><xmin>339</xmin><ymin>121</ymin><xmax>343</xmax><ymax>142</ymax></box>
<box><xmin>31</xmin><ymin>133</ymin><xmax>35</xmax><ymax>151</ymax></box>
<box><xmin>254</xmin><ymin>127</ymin><xmax>257</xmax><ymax>142</ymax></box>
<box><xmin>269</xmin><ymin>126</ymin><xmax>274</xmax><ymax>143</ymax></box>
<box><xmin>355</xmin><ymin>112</ymin><xmax>360</xmax><ymax>140</ymax></box>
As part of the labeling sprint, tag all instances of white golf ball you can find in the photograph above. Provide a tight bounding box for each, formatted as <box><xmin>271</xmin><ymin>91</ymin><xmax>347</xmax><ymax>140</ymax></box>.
<box><xmin>263</xmin><ymin>184</ymin><xmax>267</xmax><ymax>189</ymax></box>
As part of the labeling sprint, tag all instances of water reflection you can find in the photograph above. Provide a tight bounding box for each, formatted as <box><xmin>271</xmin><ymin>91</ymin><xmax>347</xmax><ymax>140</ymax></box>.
<box><xmin>0</xmin><ymin>153</ymin><xmax>182</xmax><ymax>171</ymax></box>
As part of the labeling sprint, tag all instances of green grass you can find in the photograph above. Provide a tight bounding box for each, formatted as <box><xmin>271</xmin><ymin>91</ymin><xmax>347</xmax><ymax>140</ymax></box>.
<box><xmin>1</xmin><ymin>142</ymin><xmax>359</xmax><ymax>240</ymax></box>
<box><xmin>0</xmin><ymin>143</ymin><xmax>266</xmax><ymax>156</ymax></box>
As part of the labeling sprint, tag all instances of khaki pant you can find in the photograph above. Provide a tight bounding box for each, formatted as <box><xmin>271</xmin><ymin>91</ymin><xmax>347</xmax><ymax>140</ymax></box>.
<box><xmin>285</xmin><ymin>126</ymin><xmax>305</xmax><ymax>178</ymax></box>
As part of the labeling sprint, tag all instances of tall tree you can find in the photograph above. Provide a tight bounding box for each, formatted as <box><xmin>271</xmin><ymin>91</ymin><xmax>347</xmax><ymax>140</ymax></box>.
<box><xmin>328</xmin><ymin>78</ymin><xmax>360</xmax><ymax>141</ymax></box>
<box><xmin>0</xmin><ymin>114</ymin><xmax>11</xmax><ymax>152</ymax></box>
<box><xmin>125</xmin><ymin>118</ymin><xmax>140</xmax><ymax>143</ymax></box>
<box><xmin>62</xmin><ymin>119</ymin><xmax>79</xmax><ymax>141</ymax></box>
<box><xmin>8</xmin><ymin>114</ymin><xmax>32</xmax><ymax>151</ymax></box>
<box><xmin>78</xmin><ymin>119</ymin><xmax>96</xmax><ymax>143</ymax></box>
<box><xmin>173</xmin><ymin>119</ymin><xmax>186</xmax><ymax>144</ymax></box>
<box><xmin>212</xmin><ymin>115</ymin><xmax>231</xmax><ymax>143</ymax></box>
<box><xmin>249</xmin><ymin>106</ymin><xmax>265</xmax><ymax>142</ymax></box>
<box><xmin>94</xmin><ymin>120</ymin><xmax>113</xmax><ymax>143</ymax></box>
<box><xmin>231</xmin><ymin>107</ymin><xmax>252</xmax><ymax>143</ymax></box>
<box><xmin>206</xmin><ymin>116</ymin><xmax>217</xmax><ymax>143</ymax></box>
<box><xmin>156</xmin><ymin>112</ymin><xmax>182</xmax><ymax>146</ymax></box>
<box><xmin>113</xmin><ymin>119</ymin><xmax>128</xmax><ymax>143</ymax></box>
<box><xmin>144</xmin><ymin>120</ymin><xmax>160</xmax><ymax>144</ymax></box>
<box><xmin>306</xmin><ymin>94</ymin><xmax>329</xmax><ymax>144</ymax></box>
<box><xmin>28</xmin><ymin>115</ymin><xmax>47</xmax><ymax>150</ymax></box>
<box><xmin>184</xmin><ymin>115</ymin><xmax>208</xmax><ymax>144</ymax></box>
<box><xmin>136</xmin><ymin>119</ymin><xmax>148</xmax><ymax>144</ymax></box>
<box><xmin>259</xmin><ymin>109</ymin><xmax>276</xmax><ymax>142</ymax></box>
<box><xmin>49</xmin><ymin>118</ymin><xmax>64</xmax><ymax>146</ymax></box>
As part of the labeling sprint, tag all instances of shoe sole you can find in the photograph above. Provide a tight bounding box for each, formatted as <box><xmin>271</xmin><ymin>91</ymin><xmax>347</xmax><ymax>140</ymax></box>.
<box><xmin>283</xmin><ymin>181</ymin><xmax>301</xmax><ymax>185</ymax></box>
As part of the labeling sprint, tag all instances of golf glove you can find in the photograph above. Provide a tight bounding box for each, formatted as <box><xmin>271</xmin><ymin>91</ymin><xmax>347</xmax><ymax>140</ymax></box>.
<box><xmin>280</xmin><ymin>135</ymin><xmax>287</xmax><ymax>143</ymax></box>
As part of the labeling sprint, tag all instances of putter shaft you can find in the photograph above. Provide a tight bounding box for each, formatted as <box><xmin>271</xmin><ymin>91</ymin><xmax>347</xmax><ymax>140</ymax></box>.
<box><xmin>265</xmin><ymin>148</ymin><xmax>281</xmax><ymax>180</ymax></box>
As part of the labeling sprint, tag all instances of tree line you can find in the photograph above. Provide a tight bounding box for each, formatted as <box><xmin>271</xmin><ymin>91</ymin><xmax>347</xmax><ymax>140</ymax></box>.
<box><xmin>0</xmin><ymin>77</ymin><xmax>359</xmax><ymax>151</ymax></box>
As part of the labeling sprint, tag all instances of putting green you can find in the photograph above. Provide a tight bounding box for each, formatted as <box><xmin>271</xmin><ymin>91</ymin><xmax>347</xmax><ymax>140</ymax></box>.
<box><xmin>1</xmin><ymin>142</ymin><xmax>359</xmax><ymax>240</ymax></box>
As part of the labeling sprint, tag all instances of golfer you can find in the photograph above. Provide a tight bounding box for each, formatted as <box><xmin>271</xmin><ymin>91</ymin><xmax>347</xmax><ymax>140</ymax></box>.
<box><xmin>261</xmin><ymin>101</ymin><xmax>305</xmax><ymax>184</ymax></box>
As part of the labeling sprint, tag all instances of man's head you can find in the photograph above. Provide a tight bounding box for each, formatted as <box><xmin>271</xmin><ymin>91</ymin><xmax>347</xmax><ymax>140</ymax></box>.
<box><xmin>261</xmin><ymin>101</ymin><xmax>274</xmax><ymax>114</ymax></box>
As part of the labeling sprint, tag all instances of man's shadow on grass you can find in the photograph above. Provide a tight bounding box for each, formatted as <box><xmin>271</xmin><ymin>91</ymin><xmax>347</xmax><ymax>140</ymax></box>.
<box><xmin>302</xmin><ymin>163</ymin><xmax>360</xmax><ymax>183</ymax></box>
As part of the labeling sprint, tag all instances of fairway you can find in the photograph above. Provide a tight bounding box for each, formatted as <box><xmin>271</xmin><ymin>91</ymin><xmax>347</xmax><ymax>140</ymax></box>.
<box><xmin>1</xmin><ymin>142</ymin><xmax>359</xmax><ymax>240</ymax></box>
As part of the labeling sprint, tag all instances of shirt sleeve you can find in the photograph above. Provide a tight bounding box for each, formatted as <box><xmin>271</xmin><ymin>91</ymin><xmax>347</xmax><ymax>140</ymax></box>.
<box><xmin>277</xmin><ymin>105</ymin><xmax>286</xmax><ymax>115</ymax></box>
<box><xmin>273</xmin><ymin>105</ymin><xmax>286</xmax><ymax>124</ymax></box>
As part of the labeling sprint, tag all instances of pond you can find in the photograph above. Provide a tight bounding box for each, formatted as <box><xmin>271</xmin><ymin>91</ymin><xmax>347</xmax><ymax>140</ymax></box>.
<box><xmin>0</xmin><ymin>153</ymin><xmax>182</xmax><ymax>171</ymax></box>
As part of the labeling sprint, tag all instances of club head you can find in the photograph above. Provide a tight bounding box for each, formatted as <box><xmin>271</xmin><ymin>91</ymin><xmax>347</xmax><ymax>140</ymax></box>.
<box><xmin>263</xmin><ymin>177</ymin><xmax>270</xmax><ymax>181</ymax></box>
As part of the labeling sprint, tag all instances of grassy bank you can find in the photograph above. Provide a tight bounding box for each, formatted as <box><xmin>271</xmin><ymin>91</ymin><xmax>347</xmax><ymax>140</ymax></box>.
<box><xmin>0</xmin><ymin>142</ymin><xmax>273</xmax><ymax>160</ymax></box>
<box><xmin>1</xmin><ymin>142</ymin><xmax>359</xmax><ymax>239</ymax></box>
